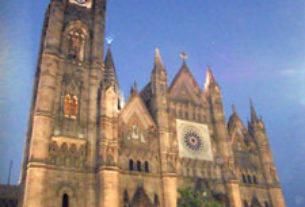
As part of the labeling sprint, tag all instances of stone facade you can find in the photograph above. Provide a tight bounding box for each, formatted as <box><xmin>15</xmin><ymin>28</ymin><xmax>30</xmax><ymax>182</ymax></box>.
<box><xmin>17</xmin><ymin>0</ymin><xmax>286</xmax><ymax>207</ymax></box>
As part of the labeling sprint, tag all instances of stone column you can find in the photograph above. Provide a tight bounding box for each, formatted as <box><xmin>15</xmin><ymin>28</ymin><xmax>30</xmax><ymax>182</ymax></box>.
<box><xmin>99</xmin><ymin>168</ymin><xmax>120</xmax><ymax>207</ymax></box>
<box><xmin>22</xmin><ymin>166</ymin><xmax>46</xmax><ymax>207</ymax></box>
<box><xmin>162</xmin><ymin>175</ymin><xmax>177</xmax><ymax>207</ymax></box>
<box><xmin>226</xmin><ymin>179</ymin><xmax>242</xmax><ymax>207</ymax></box>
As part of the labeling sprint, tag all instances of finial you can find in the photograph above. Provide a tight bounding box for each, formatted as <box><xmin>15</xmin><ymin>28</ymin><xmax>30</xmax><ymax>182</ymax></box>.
<box><xmin>130</xmin><ymin>81</ymin><xmax>138</xmax><ymax>94</ymax></box>
<box><xmin>232</xmin><ymin>104</ymin><xmax>237</xmax><ymax>114</ymax></box>
<box><xmin>105</xmin><ymin>36</ymin><xmax>113</xmax><ymax>45</ymax></box>
<box><xmin>155</xmin><ymin>48</ymin><xmax>160</xmax><ymax>57</ymax></box>
<box><xmin>133</xmin><ymin>82</ymin><xmax>138</xmax><ymax>91</ymax></box>
<box><xmin>154</xmin><ymin>48</ymin><xmax>162</xmax><ymax>63</ymax></box>
<box><xmin>180</xmin><ymin>52</ymin><xmax>188</xmax><ymax>62</ymax></box>
<box><xmin>250</xmin><ymin>98</ymin><xmax>258</xmax><ymax>122</ymax></box>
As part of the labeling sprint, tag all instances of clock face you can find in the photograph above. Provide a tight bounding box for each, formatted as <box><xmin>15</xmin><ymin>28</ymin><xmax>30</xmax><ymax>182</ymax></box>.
<box><xmin>183</xmin><ymin>127</ymin><xmax>204</xmax><ymax>152</ymax></box>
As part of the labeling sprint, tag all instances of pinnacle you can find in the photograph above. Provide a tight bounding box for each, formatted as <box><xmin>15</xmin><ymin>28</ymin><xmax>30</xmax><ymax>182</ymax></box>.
<box><xmin>105</xmin><ymin>46</ymin><xmax>115</xmax><ymax>69</ymax></box>
<box><xmin>130</xmin><ymin>81</ymin><xmax>138</xmax><ymax>94</ymax></box>
<box><xmin>154</xmin><ymin>48</ymin><xmax>163</xmax><ymax>67</ymax></box>
<box><xmin>204</xmin><ymin>65</ymin><xmax>219</xmax><ymax>91</ymax></box>
<box><xmin>152</xmin><ymin>48</ymin><xmax>166</xmax><ymax>75</ymax></box>
<box><xmin>206</xmin><ymin>65</ymin><xmax>216</xmax><ymax>84</ymax></box>
<box><xmin>250</xmin><ymin>99</ymin><xmax>258</xmax><ymax>122</ymax></box>
<box><xmin>232</xmin><ymin>104</ymin><xmax>237</xmax><ymax>114</ymax></box>
<box><xmin>103</xmin><ymin>45</ymin><xmax>118</xmax><ymax>89</ymax></box>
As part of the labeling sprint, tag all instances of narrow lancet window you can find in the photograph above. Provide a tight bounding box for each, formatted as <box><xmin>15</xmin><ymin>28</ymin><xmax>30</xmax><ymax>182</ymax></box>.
<box><xmin>62</xmin><ymin>194</ymin><xmax>69</xmax><ymax>207</ymax></box>
<box><xmin>129</xmin><ymin>159</ymin><xmax>134</xmax><ymax>171</ymax></box>
<box><xmin>137</xmin><ymin>160</ymin><xmax>141</xmax><ymax>172</ymax></box>
<box><xmin>144</xmin><ymin>161</ymin><xmax>149</xmax><ymax>173</ymax></box>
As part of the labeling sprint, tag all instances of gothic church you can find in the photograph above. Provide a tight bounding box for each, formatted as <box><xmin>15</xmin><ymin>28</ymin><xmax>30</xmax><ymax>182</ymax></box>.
<box><xmin>17</xmin><ymin>0</ymin><xmax>286</xmax><ymax>207</ymax></box>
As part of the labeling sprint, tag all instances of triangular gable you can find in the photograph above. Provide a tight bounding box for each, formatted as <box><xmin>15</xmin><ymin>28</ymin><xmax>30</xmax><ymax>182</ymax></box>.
<box><xmin>169</xmin><ymin>63</ymin><xmax>203</xmax><ymax>105</ymax></box>
<box><xmin>119</xmin><ymin>92</ymin><xmax>155</xmax><ymax>129</ymax></box>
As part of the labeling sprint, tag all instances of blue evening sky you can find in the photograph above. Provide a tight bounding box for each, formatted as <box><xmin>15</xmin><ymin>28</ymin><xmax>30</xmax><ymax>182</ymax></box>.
<box><xmin>1</xmin><ymin>0</ymin><xmax>305</xmax><ymax>206</ymax></box>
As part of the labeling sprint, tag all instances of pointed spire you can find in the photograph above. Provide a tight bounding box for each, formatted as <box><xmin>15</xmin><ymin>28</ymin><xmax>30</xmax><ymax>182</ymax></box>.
<box><xmin>153</xmin><ymin>48</ymin><xmax>165</xmax><ymax>72</ymax></box>
<box><xmin>250</xmin><ymin>99</ymin><xmax>258</xmax><ymax>122</ymax></box>
<box><xmin>232</xmin><ymin>104</ymin><xmax>237</xmax><ymax>114</ymax></box>
<box><xmin>204</xmin><ymin>65</ymin><xmax>219</xmax><ymax>92</ymax></box>
<box><xmin>103</xmin><ymin>44</ymin><xmax>118</xmax><ymax>90</ymax></box>
<box><xmin>130</xmin><ymin>81</ymin><xmax>138</xmax><ymax>94</ymax></box>
<box><xmin>206</xmin><ymin>65</ymin><xmax>216</xmax><ymax>84</ymax></box>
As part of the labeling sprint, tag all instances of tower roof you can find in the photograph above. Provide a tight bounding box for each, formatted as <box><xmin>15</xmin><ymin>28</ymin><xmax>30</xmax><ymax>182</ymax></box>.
<box><xmin>103</xmin><ymin>45</ymin><xmax>118</xmax><ymax>90</ymax></box>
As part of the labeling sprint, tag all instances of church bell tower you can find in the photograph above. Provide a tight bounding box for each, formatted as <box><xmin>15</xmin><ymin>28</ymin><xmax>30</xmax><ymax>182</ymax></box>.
<box><xmin>20</xmin><ymin>0</ymin><xmax>107</xmax><ymax>206</ymax></box>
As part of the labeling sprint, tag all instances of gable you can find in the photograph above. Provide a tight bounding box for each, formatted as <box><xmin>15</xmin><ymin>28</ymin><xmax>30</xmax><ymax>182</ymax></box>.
<box><xmin>119</xmin><ymin>92</ymin><xmax>156</xmax><ymax>148</ymax></box>
<box><xmin>119</xmin><ymin>93</ymin><xmax>155</xmax><ymax>129</ymax></box>
<box><xmin>169</xmin><ymin>64</ymin><xmax>203</xmax><ymax>105</ymax></box>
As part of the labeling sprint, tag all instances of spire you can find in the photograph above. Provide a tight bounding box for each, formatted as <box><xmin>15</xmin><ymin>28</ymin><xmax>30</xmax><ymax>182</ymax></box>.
<box><xmin>232</xmin><ymin>104</ymin><xmax>237</xmax><ymax>115</ymax></box>
<box><xmin>103</xmin><ymin>44</ymin><xmax>118</xmax><ymax>90</ymax></box>
<box><xmin>204</xmin><ymin>65</ymin><xmax>219</xmax><ymax>92</ymax></box>
<box><xmin>206</xmin><ymin>65</ymin><xmax>217</xmax><ymax>84</ymax></box>
<box><xmin>153</xmin><ymin>48</ymin><xmax>165</xmax><ymax>73</ymax></box>
<box><xmin>250</xmin><ymin>99</ymin><xmax>258</xmax><ymax>122</ymax></box>
<box><xmin>130</xmin><ymin>81</ymin><xmax>138</xmax><ymax>94</ymax></box>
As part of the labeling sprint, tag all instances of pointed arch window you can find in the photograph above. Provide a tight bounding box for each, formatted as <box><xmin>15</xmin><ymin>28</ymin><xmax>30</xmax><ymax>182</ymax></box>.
<box><xmin>242</xmin><ymin>174</ymin><xmax>247</xmax><ymax>183</ymax></box>
<box><xmin>154</xmin><ymin>194</ymin><xmax>160</xmax><ymax>207</ymax></box>
<box><xmin>247</xmin><ymin>175</ymin><xmax>252</xmax><ymax>184</ymax></box>
<box><xmin>253</xmin><ymin>175</ymin><xmax>257</xmax><ymax>184</ymax></box>
<box><xmin>67</xmin><ymin>28</ymin><xmax>86</xmax><ymax>61</ymax></box>
<box><xmin>137</xmin><ymin>160</ymin><xmax>141</xmax><ymax>172</ymax></box>
<box><xmin>124</xmin><ymin>190</ymin><xmax>129</xmax><ymax>207</ymax></box>
<box><xmin>62</xmin><ymin>194</ymin><xmax>69</xmax><ymax>207</ymax></box>
<box><xmin>64</xmin><ymin>94</ymin><xmax>78</xmax><ymax>119</ymax></box>
<box><xmin>129</xmin><ymin>159</ymin><xmax>134</xmax><ymax>171</ymax></box>
<box><xmin>144</xmin><ymin>161</ymin><xmax>149</xmax><ymax>173</ymax></box>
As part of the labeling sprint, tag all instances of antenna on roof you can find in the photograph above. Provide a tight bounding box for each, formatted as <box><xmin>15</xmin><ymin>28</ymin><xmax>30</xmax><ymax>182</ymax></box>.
<box><xmin>7</xmin><ymin>160</ymin><xmax>13</xmax><ymax>185</ymax></box>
